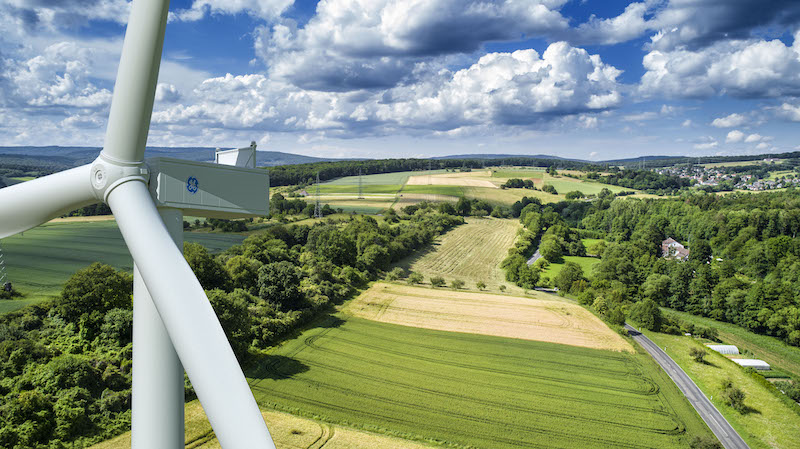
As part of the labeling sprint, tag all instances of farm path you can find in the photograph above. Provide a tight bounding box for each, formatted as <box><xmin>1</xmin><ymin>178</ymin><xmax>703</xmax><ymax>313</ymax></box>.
<box><xmin>625</xmin><ymin>325</ymin><xmax>749</xmax><ymax>449</ymax></box>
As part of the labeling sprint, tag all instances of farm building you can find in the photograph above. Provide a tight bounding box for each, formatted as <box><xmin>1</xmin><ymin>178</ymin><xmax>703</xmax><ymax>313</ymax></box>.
<box><xmin>706</xmin><ymin>344</ymin><xmax>740</xmax><ymax>355</ymax></box>
<box><xmin>662</xmin><ymin>238</ymin><xmax>690</xmax><ymax>261</ymax></box>
<box><xmin>732</xmin><ymin>359</ymin><xmax>771</xmax><ymax>370</ymax></box>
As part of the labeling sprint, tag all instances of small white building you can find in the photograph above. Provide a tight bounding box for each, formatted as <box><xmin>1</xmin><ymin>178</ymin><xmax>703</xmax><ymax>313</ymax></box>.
<box><xmin>732</xmin><ymin>359</ymin><xmax>770</xmax><ymax>370</ymax></box>
<box><xmin>706</xmin><ymin>344</ymin><xmax>740</xmax><ymax>355</ymax></box>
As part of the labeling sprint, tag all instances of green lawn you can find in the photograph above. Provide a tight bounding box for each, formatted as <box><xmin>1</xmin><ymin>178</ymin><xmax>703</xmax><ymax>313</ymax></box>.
<box><xmin>249</xmin><ymin>315</ymin><xmax>712</xmax><ymax>449</ymax></box>
<box><xmin>662</xmin><ymin>310</ymin><xmax>800</xmax><ymax>379</ymax></box>
<box><xmin>0</xmin><ymin>221</ymin><xmax>245</xmax><ymax>313</ymax></box>
<box><xmin>491</xmin><ymin>169</ymin><xmax>545</xmax><ymax>179</ymax></box>
<box><xmin>542</xmin><ymin>256</ymin><xmax>601</xmax><ymax>280</ymax></box>
<box><xmin>545</xmin><ymin>176</ymin><xmax>629</xmax><ymax>196</ymax></box>
<box><xmin>645</xmin><ymin>331</ymin><xmax>800</xmax><ymax>449</ymax></box>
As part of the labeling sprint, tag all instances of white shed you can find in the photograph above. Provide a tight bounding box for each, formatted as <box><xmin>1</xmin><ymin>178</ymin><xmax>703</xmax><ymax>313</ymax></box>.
<box><xmin>706</xmin><ymin>344</ymin><xmax>740</xmax><ymax>355</ymax></box>
<box><xmin>732</xmin><ymin>359</ymin><xmax>770</xmax><ymax>370</ymax></box>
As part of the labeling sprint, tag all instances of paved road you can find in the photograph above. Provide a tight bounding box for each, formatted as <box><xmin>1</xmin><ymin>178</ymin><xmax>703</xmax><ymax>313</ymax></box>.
<box><xmin>625</xmin><ymin>324</ymin><xmax>749</xmax><ymax>449</ymax></box>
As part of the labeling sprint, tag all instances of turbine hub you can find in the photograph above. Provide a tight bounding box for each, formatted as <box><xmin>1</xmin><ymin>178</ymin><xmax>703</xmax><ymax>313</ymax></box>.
<box><xmin>90</xmin><ymin>154</ymin><xmax>150</xmax><ymax>203</ymax></box>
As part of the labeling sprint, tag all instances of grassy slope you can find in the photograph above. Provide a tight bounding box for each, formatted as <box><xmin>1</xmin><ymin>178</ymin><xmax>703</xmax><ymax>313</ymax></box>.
<box><xmin>249</xmin><ymin>315</ymin><xmax>709</xmax><ymax>449</ymax></box>
<box><xmin>663</xmin><ymin>309</ymin><xmax>800</xmax><ymax>379</ymax></box>
<box><xmin>541</xmin><ymin>256</ymin><xmax>601</xmax><ymax>280</ymax></box>
<box><xmin>0</xmin><ymin>221</ymin><xmax>245</xmax><ymax>312</ymax></box>
<box><xmin>645</xmin><ymin>331</ymin><xmax>800</xmax><ymax>449</ymax></box>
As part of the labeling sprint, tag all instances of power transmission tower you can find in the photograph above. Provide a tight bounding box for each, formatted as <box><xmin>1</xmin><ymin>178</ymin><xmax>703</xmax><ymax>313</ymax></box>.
<box><xmin>428</xmin><ymin>160</ymin><xmax>432</xmax><ymax>185</ymax></box>
<box><xmin>314</xmin><ymin>172</ymin><xmax>323</xmax><ymax>218</ymax></box>
<box><xmin>358</xmin><ymin>168</ymin><xmax>364</xmax><ymax>199</ymax></box>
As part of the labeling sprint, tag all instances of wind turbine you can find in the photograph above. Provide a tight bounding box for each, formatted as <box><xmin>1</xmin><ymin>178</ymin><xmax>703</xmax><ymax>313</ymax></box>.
<box><xmin>0</xmin><ymin>1</ymin><xmax>275</xmax><ymax>448</ymax></box>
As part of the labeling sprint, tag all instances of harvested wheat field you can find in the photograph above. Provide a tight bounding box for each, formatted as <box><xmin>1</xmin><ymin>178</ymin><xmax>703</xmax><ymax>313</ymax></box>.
<box><xmin>347</xmin><ymin>283</ymin><xmax>633</xmax><ymax>352</ymax></box>
<box><xmin>91</xmin><ymin>399</ymin><xmax>434</xmax><ymax>449</ymax></box>
<box><xmin>406</xmin><ymin>217</ymin><xmax>520</xmax><ymax>290</ymax></box>
<box><xmin>406</xmin><ymin>174</ymin><xmax>498</xmax><ymax>188</ymax></box>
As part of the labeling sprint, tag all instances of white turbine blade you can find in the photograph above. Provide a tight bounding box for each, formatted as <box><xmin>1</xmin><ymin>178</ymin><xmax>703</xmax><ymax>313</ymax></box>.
<box><xmin>101</xmin><ymin>0</ymin><xmax>169</xmax><ymax>163</ymax></box>
<box><xmin>0</xmin><ymin>164</ymin><xmax>96</xmax><ymax>239</ymax></box>
<box><xmin>106</xmin><ymin>180</ymin><xmax>275</xmax><ymax>449</ymax></box>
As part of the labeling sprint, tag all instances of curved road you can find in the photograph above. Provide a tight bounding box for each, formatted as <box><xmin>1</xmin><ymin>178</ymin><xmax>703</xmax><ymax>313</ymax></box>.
<box><xmin>625</xmin><ymin>324</ymin><xmax>749</xmax><ymax>449</ymax></box>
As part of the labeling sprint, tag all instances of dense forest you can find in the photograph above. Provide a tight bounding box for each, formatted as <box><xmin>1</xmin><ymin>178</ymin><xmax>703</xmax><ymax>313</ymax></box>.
<box><xmin>0</xmin><ymin>209</ymin><xmax>463</xmax><ymax>448</ymax></box>
<box><xmin>503</xmin><ymin>191</ymin><xmax>800</xmax><ymax>348</ymax></box>
<box><xmin>591</xmin><ymin>169</ymin><xmax>694</xmax><ymax>193</ymax></box>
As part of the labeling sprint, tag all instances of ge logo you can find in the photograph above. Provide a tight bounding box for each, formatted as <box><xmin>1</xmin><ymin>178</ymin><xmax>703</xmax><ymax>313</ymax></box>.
<box><xmin>187</xmin><ymin>176</ymin><xmax>199</xmax><ymax>194</ymax></box>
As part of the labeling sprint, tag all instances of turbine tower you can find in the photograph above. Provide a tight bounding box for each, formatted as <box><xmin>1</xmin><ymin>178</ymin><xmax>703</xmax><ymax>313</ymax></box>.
<box><xmin>0</xmin><ymin>1</ymin><xmax>274</xmax><ymax>447</ymax></box>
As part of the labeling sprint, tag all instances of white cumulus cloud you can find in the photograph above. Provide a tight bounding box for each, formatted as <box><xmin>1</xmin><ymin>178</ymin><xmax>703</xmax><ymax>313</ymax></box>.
<box><xmin>725</xmin><ymin>130</ymin><xmax>744</xmax><ymax>143</ymax></box>
<box><xmin>711</xmin><ymin>113</ymin><xmax>747</xmax><ymax>128</ymax></box>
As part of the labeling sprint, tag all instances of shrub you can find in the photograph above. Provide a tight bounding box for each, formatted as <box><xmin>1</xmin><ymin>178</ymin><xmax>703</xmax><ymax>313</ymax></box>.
<box><xmin>407</xmin><ymin>272</ymin><xmax>423</xmax><ymax>285</ymax></box>
<box><xmin>385</xmin><ymin>267</ymin><xmax>405</xmax><ymax>281</ymax></box>
<box><xmin>451</xmin><ymin>279</ymin><xmax>465</xmax><ymax>290</ymax></box>
<box><xmin>690</xmin><ymin>347</ymin><xmax>707</xmax><ymax>363</ymax></box>
<box><xmin>430</xmin><ymin>276</ymin><xmax>446</xmax><ymax>288</ymax></box>
<box><xmin>498</xmin><ymin>284</ymin><xmax>507</xmax><ymax>292</ymax></box>
<box><xmin>721</xmin><ymin>379</ymin><xmax>747</xmax><ymax>413</ymax></box>
<box><xmin>476</xmin><ymin>281</ymin><xmax>486</xmax><ymax>290</ymax></box>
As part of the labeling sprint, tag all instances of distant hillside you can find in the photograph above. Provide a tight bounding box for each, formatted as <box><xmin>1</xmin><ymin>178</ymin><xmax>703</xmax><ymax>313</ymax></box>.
<box><xmin>434</xmin><ymin>153</ymin><xmax>579</xmax><ymax>161</ymax></box>
<box><xmin>0</xmin><ymin>146</ymin><xmax>343</xmax><ymax>168</ymax></box>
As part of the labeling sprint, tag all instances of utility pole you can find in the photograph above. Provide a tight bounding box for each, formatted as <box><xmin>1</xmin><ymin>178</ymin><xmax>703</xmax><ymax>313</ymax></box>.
<box><xmin>358</xmin><ymin>168</ymin><xmax>364</xmax><ymax>199</ymax></box>
<box><xmin>314</xmin><ymin>172</ymin><xmax>323</xmax><ymax>218</ymax></box>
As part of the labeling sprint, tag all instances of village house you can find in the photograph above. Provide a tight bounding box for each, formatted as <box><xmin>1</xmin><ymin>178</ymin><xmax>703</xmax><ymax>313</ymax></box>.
<box><xmin>662</xmin><ymin>238</ymin><xmax>690</xmax><ymax>261</ymax></box>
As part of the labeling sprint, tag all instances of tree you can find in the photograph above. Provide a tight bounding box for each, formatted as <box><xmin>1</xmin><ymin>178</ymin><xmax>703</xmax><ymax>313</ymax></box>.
<box><xmin>689</xmin><ymin>436</ymin><xmax>723</xmax><ymax>449</ymax></box>
<box><xmin>385</xmin><ymin>267</ymin><xmax>405</xmax><ymax>281</ymax></box>
<box><xmin>258</xmin><ymin>261</ymin><xmax>305</xmax><ymax>310</ymax></box>
<box><xmin>642</xmin><ymin>274</ymin><xmax>672</xmax><ymax>305</ymax></box>
<box><xmin>690</xmin><ymin>347</ymin><xmax>707</xmax><ymax>363</ymax></box>
<box><xmin>607</xmin><ymin>306</ymin><xmax>626</xmax><ymax>326</ymax></box>
<box><xmin>498</xmin><ymin>284</ymin><xmax>507</xmax><ymax>292</ymax></box>
<box><xmin>407</xmin><ymin>272</ymin><xmax>423</xmax><ymax>284</ymax></box>
<box><xmin>542</xmin><ymin>184</ymin><xmax>558</xmax><ymax>194</ymax></box>
<box><xmin>225</xmin><ymin>255</ymin><xmax>262</xmax><ymax>295</ymax></box>
<box><xmin>476</xmin><ymin>281</ymin><xmax>486</xmax><ymax>290</ymax></box>
<box><xmin>430</xmin><ymin>276</ymin><xmax>446</xmax><ymax>287</ymax></box>
<box><xmin>456</xmin><ymin>197</ymin><xmax>472</xmax><ymax>216</ymax></box>
<box><xmin>184</xmin><ymin>242</ymin><xmax>232</xmax><ymax>291</ymax></box>
<box><xmin>721</xmin><ymin>379</ymin><xmax>746</xmax><ymax>413</ymax></box>
<box><xmin>56</xmin><ymin>263</ymin><xmax>132</xmax><ymax>323</ymax></box>
<box><xmin>630</xmin><ymin>299</ymin><xmax>662</xmax><ymax>331</ymax></box>
<box><xmin>451</xmin><ymin>279</ymin><xmax>465</xmax><ymax>290</ymax></box>
<box><xmin>554</xmin><ymin>262</ymin><xmax>584</xmax><ymax>294</ymax></box>
<box><xmin>691</xmin><ymin>239</ymin><xmax>712</xmax><ymax>263</ymax></box>
<box><xmin>565</xmin><ymin>190</ymin><xmax>584</xmax><ymax>200</ymax></box>
<box><xmin>539</xmin><ymin>236</ymin><xmax>563</xmax><ymax>262</ymax></box>
<box><xmin>207</xmin><ymin>289</ymin><xmax>252</xmax><ymax>362</ymax></box>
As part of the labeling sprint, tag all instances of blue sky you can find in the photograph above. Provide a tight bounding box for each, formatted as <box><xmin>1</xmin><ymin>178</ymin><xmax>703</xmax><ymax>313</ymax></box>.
<box><xmin>1</xmin><ymin>0</ymin><xmax>800</xmax><ymax>160</ymax></box>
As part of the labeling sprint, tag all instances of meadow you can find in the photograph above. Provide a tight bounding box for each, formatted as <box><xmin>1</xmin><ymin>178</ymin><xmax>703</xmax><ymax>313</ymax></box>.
<box><xmin>245</xmin><ymin>315</ymin><xmax>711</xmax><ymax>449</ymax></box>
<box><xmin>645</xmin><ymin>331</ymin><xmax>800</xmax><ymax>449</ymax></box>
<box><xmin>346</xmin><ymin>282</ymin><xmax>632</xmax><ymax>352</ymax></box>
<box><xmin>541</xmin><ymin>255</ymin><xmax>601</xmax><ymax>281</ymax></box>
<box><xmin>0</xmin><ymin>220</ymin><xmax>244</xmax><ymax>312</ymax></box>
<box><xmin>662</xmin><ymin>309</ymin><xmax>800</xmax><ymax>379</ymax></box>
<box><xmin>91</xmin><ymin>400</ymin><xmax>433</xmax><ymax>449</ymax></box>
<box><xmin>401</xmin><ymin>217</ymin><xmax>520</xmax><ymax>291</ymax></box>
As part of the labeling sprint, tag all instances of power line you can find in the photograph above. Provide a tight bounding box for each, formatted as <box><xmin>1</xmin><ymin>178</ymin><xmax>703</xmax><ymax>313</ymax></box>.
<box><xmin>314</xmin><ymin>172</ymin><xmax>323</xmax><ymax>218</ymax></box>
<box><xmin>358</xmin><ymin>168</ymin><xmax>364</xmax><ymax>199</ymax></box>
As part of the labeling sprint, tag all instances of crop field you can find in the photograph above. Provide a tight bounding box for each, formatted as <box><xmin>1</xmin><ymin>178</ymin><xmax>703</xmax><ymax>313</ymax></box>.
<box><xmin>401</xmin><ymin>217</ymin><xmax>520</xmax><ymax>290</ymax></box>
<box><xmin>646</xmin><ymin>331</ymin><xmax>800</xmax><ymax>449</ymax></box>
<box><xmin>663</xmin><ymin>309</ymin><xmax>800</xmax><ymax>379</ymax></box>
<box><xmin>246</xmin><ymin>315</ymin><xmax>710</xmax><ymax>449</ymax></box>
<box><xmin>322</xmin><ymin>170</ymin><xmax>448</xmax><ymax>186</ymax></box>
<box><xmin>346</xmin><ymin>283</ymin><xmax>633</xmax><ymax>352</ymax></box>
<box><xmin>0</xmin><ymin>221</ymin><xmax>245</xmax><ymax>312</ymax></box>
<box><xmin>91</xmin><ymin>399</ymin><xmax>434</xmax><ymax>449</ymax></box>
<box><xmin>406</xmin><ymin>171</ymin><xmax>499</xmax><ymax>188</ymax></box>
<box><xmin>544</xmin><ymin>175</ymin><xmax>629</xmax><ymax>196</ymax></box>
<box><xmin>541</xmin><ymin>256</ymin><xmax>601</xmax><ymax>280</ymax></box>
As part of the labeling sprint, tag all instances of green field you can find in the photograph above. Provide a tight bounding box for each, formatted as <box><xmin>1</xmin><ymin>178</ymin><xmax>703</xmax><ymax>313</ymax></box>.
<box><xmin>645</xmin><ymin>331</ymin><xmax>800</xmax><ymax>449</ymax></box>
<box><xmin>0</xmin><ymin>221</ymin><xmax>245</xmax><ymax>312</ymax></box>
<box><xmin>663</xmin><ymin>310</ymin><xmax>800</xmax><ymax>379</ymax></box>
<box><xmin>323</xmin><ymin>170</ymin><xmax>447</xmax><ymax>186</ymax></box>
<box><xmin>542</xmin><ymin>256</ymin><xmax>601</xmax><ymax>280</ymax></box>
<box><xmin>249</xmin><ymin>315</ymin><xmax>711</xmax><ymax>448</ymax></box>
